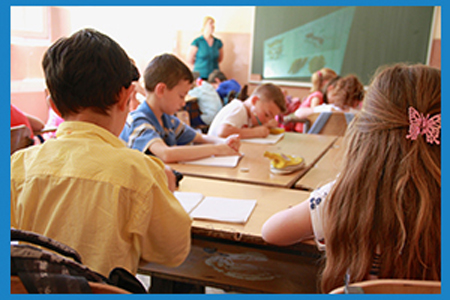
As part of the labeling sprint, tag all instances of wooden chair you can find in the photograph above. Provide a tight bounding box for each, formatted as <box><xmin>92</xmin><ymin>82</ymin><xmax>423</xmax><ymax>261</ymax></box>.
<box><xmin>11</xmin><ymin>125</ymin><xmax>34</xmax><ymax>155</ymax></box>
<box><xmin>305</xmin><ymin>112</ymin><xmax>355</xmax><ymax>136</ymax></box>
<box><xmin>329</xmin><ymin>279</ymin><xmax>441</xmax><ymax>294</ymax></box>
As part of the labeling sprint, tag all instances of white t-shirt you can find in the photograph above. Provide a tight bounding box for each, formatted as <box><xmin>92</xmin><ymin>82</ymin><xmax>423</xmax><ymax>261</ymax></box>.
<box><xmin>313</xmin><ymin>103</ymin><xmax>360</xmax><ymax>114</ymax></box>
<box><xmin>207</xmin><ymin>100</ymin><xmax>251</xmax><ymax>137</ymax></box>
<box><xmin>188</xmin><ymin>81</ymin><xmax>223</xmax><ymax>125</ymax></box>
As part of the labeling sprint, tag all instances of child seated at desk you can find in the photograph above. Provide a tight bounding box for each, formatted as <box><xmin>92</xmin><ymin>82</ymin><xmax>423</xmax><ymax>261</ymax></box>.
<box><xmin>11</xmin><ymin>28</ymin><xmax>192</xmax><ymax>279</ymax></box>
<box><xmin>208</xmin><ymin>69</ymin><xmax>242</xmax><ymax>104</ymax></box>
<box><xmin>186</xmin><ymin>71</ymin><xmax>223</xmax><ymax>128</ymax></box>
<box><xmin>120</xmin><ymin>53</ymin><xmax>240</xmax><ymax>163</ymax></box>
<box><xmin>207</xmin><ymin>83</ymin><xmax>286</xmax><ymax>138</ymax></box>
<box><xmin>262</xmin><ymin>64</ymin><xmax>441</xmax><ymax>293</ymax></box>
<box><xmin>284</xmin><ymin>74</ymin><xmax>364</xmax><ymax>122</ymax></box>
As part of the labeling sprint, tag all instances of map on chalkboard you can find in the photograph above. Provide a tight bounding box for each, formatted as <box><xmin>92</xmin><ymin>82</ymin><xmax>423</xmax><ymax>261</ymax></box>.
<box><xmin>263</xmin><ymin>6</ymin><xmax>355</xmax><ymax>79</ymax></box>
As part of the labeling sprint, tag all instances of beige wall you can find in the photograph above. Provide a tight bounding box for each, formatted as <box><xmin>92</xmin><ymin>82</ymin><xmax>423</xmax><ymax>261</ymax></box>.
<box><xmin>10</xmin><ymin>6</ymin><xmax>441</xmax><ymax>121</ymax></box>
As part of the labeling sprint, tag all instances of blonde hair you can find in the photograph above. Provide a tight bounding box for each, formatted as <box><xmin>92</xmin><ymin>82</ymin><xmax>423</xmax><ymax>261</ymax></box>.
<box><xmin>252</xmin><ymin>83</ymin><xmax>286</xmax><ymax>113</ymax></box>
<box><xmin>310</xmin><ymin>68</ymin><xmax>338</xmax><ymax>92</ymax></box>
<box><xmin>320</xmin><ymin>64</ymin><xmax>441</xmax><ymax>293</ymax></box>
<box><xmin>202</xmin><ymin>16</ymin><xmax>215</xmax><ymax>31</ymax></box>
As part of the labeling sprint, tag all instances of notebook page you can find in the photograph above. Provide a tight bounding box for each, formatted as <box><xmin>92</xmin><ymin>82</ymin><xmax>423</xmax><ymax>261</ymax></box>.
<box><xmin>180</xmin><ymin>155</ymin><xmax>242</xmax><ymax>168</ymax></box>
<box><xmin>173</xmin><ymin>191</ymin><xmax>204</xmax><ymax>214</ymax></box>
<box><xmin>241</xmin><ymin>133</ymin><xmax>284</xmax><ymax>144</ymax></box>
<box><xmin>189</xmin><ymin>197</ymin><xmax>257</xmax><ymax>224</ymax></box>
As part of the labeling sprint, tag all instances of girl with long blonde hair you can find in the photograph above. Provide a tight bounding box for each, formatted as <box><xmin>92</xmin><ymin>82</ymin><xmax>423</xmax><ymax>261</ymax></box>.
<box><xmin>262</xmin><ymin>63</ymin><xmax>441</xmax><ymax>293</ymax></box>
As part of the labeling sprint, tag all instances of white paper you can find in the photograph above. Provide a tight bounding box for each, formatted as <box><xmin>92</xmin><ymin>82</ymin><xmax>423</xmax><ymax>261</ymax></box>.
<box><xmin>180</xmin><ymin>155</ymin><xmax>242</xmax><ymax>168</ymax></box>
<box><xmin>173</xmin><ymin>191</ymin><xmax>204</xmax><ymax>214</ymax></box>
<box><xmin>241</xmin><ymin>133</ymin><xmax>284</xmax><ymax>144</ymax></box>
<box><xmin>190</xmin><ymin>197</ymin><xmax>257</xmax><ymax>223</ymax></box>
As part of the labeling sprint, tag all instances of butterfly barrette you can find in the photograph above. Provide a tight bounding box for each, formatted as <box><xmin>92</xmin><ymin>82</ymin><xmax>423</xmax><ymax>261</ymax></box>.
<box><xmin>406</xmin><ymin>106</ymin><xmax>441</xmax><ymax>145</ymax></box>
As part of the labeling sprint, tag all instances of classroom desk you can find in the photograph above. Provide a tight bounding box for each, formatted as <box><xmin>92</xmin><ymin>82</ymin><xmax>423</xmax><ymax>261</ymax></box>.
<box><xmin>138</xmin><ymin>177</ymin><xmax>322</xmax><ymax>294</ymax></box>
<box><xmin>294</xmin><ymin>137</ymin><xmax>344</xmax><ymax>191</ymax></box>
<box><xmin>168</xmin><ymin>132</ymin><xmax>338</xmax><ymax>188</ymax></box>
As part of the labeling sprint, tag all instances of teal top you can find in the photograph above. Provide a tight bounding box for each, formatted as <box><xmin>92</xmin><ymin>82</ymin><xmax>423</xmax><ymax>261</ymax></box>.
<box><xmin>191</xmin><ymin>36</ymin><xmax>223</xmax><ymax>79</ymax></box>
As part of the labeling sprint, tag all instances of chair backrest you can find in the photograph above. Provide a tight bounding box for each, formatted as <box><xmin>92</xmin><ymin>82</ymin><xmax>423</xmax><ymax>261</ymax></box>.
<box><xmin>329</xmin><ymin>279</ymin><xmax>441</xmax><ymax>294</ymax></box>
<box><xmin>306</xmin><ymin>112</ymin><xmax>355</xmax><ymax>136</ymax></box>
<box><xmin>11</xmin><ymin>125</ymin><xmax>34</xmax><ymax>155</ymax></box>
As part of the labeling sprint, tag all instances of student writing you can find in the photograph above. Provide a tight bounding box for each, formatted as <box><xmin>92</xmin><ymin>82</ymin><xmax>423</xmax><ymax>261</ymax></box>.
<box><xmin>208</xmin><ymin>83</ymin><xmax>286</xmax><ymax>138</ymax></box>
<box><xmin>120</xmin><ymin>53</ymin><xmax>240</xmax><ymax>163</ymax></box>
<box><xmin>11</xmin><ymin>29</ymin><xmax>192</xmax><ymax>278</ymax></box>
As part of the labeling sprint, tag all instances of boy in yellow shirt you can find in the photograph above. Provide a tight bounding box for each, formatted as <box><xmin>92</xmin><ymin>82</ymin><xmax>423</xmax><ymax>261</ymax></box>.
<box><xmin>10</xmin><ymin>28</ymin><xmax>191</xmax><ymax>278</ymax></box>
<box><xmin>120</xmin><ymin>53</ymin><xmax>240</xmax><ymax>163</ymax></box>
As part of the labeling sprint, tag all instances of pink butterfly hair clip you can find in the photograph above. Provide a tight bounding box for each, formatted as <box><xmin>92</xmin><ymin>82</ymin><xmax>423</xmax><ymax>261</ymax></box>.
<box><xmin>406</xmin><ymin>106</ymin><xmax>441</xmax><ymax>145</ymax></box>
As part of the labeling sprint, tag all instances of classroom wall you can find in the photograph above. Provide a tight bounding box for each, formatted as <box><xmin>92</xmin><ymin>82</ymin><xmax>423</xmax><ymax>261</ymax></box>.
<box><xmin>10</xmin><ymin>6</ymin><xmax>254</xmax><ymax>122</ymax></box>
<box><xmin>10</xmin><ymin>6</ymin><xmax>440</xmax><ymax>121</ymax></box>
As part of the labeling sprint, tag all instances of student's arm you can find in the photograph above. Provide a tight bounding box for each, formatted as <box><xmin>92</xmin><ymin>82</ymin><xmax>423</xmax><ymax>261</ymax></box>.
<box><xmin>217</xmin><ymin>123</ymin><xmax>270</xmax><ymax>139</ymax></box>
<box><xmin>186</xmin><ymin>45</ymin><xmax>198</xmax><ymax>66</ymax></box>
<box><xmin>193</xmin><ymin>133</ymin><xmax>240</xmax><ymax>152</ymax></box>
<box><xmin>163</xmin><ymin>165</ymin><xmax>177</xmax><ymax>192</ymax></box>
<box><xmin>293</xmin><ymin>107</ymin><xmax>315</xmax><ymax>120</ymax></box>
<box><xmin>261</xmin><ymin>200</ymin><xmax>314</xmax><ymax>246</ymax></box>
<box><xmin>309</xmin><ymin>96</ymin><xmax>321</xmax><ymax>108</ymax></box>
<box><xmin>25</xmin><ymin>114</ymin><xmax>45</xmax><ymax>132</ymax></box>
<box><xmin>148</xmin><ymin>138</ymin><xmax>239</xmax><ymax>164</ymax></box>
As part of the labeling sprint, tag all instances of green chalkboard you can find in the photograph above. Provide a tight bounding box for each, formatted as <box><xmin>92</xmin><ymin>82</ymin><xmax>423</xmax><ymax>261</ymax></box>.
<box><xmin>252</xmin><ymin>6</ymin><xmax>434</xmax><ymax>85</ymax></box>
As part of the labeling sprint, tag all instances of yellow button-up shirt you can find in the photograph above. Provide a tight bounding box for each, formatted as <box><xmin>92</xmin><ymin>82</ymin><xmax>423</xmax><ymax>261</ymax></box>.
<box><xmin>11</xmin><ymin>121</ymin><xmax>192</xmax><ymax>277</ymax></box>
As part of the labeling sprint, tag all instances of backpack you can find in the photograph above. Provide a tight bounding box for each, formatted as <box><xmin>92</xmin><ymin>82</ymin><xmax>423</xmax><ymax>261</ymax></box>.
<box><xmin>11</xmin><ymin>228</ymin><xmax>147</xmax><ymax>294</ymax></box>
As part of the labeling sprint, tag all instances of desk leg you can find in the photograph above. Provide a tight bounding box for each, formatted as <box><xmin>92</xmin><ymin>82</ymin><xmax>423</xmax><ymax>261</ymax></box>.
<box><xmin>149</xmin><ymin>276</ymin><xmax>205</xmax><ymax>294</ymax></box>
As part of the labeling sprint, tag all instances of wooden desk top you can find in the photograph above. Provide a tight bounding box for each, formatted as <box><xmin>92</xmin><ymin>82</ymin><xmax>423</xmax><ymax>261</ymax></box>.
<box><xmin>138</xmin><ymin>177</ymin><xmax>321</xmax><ymax>293</ymax></box>
<box><xmin>169</xmin><ymin>132</ymin><xmax>338</xmax><ymax>188</ymax></box>
<box><xmin>178</xmin><ymin>176</ymin><xmax>315</xmax><ymax>248</ymax></box>
<box><xmin>295</xmin><ymin>137</ymin><xmax>344</xmax><ymax>191</ymax></box>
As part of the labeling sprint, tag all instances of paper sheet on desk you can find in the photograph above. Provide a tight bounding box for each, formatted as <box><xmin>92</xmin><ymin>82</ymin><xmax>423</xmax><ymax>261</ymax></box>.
<box><xmin>180</xmin><ymin>155</ymin><xmax>242</xmax><ymax>168</ymax></box>
<box><xmin>173</xmin><ymin>191</ymin><xmax>204</xmax><ymax>214</ymax></box>
<box><xmin>241</xmin><ymin>133</ymin><xmax>284</xmax><ymax>144</ymax></box>
<box><xmin>174</xmin><ymin>192</ymin><xmax>257</xmax><ymax>223</ymax></box>
<box><xmin>190</xmin><ymin>197</ymin><xmax>257</xmax><ymax>223</ymax></box>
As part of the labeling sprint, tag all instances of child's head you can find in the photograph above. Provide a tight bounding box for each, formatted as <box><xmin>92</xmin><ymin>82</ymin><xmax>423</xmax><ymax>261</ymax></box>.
<box><xmin>208</xmin><ymin>69</ymin><xmax>227</xmax><ymax>84</ymax></box>
<box><xmin>310</xmin><ymin>68</ymin><xmax>338</xmax><ymax>92</ymax></box>
<box><xmin>42</xmin><ymin>28</ymin><xmax>138</xmax><ymax>118</ymax></box>
<box><xmin>323</xmin><ymin>75</ymin><xmax>364</xmax><ymax>109</ymax></box>
<box><xmin>144</xmin><ymin>54</ymin><xmax>194</xmax><ymax>115</ymax></box>
<box><xmin>144</xmin><ymin>54</ymin><xmax>193</xmax><ymax>92</ymax></box>
<box><xmin>249</xmin><ymin>83</ymin><xmax>286</xmax><ymax>125</ymax></box>
<box><xmin>320</xmin><ymin>64</ymin><xmax>441</xmax><ymax>293</ymax></box>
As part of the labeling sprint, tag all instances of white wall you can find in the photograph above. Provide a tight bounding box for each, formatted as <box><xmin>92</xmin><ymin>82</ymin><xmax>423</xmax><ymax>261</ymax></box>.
<box><xmin>66</xmin><ymin>6</ymin><xmax>255</xmax><ymax>73</ymax></box>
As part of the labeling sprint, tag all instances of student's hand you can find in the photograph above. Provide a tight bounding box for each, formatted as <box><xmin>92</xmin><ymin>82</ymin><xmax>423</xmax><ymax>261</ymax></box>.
<box><xmin>225</xmin><ymin>134</ymin><xmax>240</xmax><ymax>152</ymax></box>
<box><xmin>254</xmin><ymin>126</ymin><xmax>270</xmax><ymax>138</ymax></box>
<box><xmin>164</xmin><ymin>165</ymin><xmax>177</xmax><ymax>192</ymax></box>
<box><xmin>265</xmin><ymin>119</ymin><xmax>279</xmax><ymax>128</ymax></box>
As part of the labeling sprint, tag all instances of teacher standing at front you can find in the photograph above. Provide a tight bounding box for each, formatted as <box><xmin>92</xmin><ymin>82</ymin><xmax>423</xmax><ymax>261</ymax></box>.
<box><xmin>187</xmin><ymin>16</ymin><xmax>224</xmax><ymax>80</ymax></box>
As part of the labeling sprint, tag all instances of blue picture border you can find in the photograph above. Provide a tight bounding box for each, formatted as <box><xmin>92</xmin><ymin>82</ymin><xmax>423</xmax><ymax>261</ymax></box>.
<box><xmin>4</xmin><ymin>0</ymin><xmax>447</xmax><ymax>299</ymax></box>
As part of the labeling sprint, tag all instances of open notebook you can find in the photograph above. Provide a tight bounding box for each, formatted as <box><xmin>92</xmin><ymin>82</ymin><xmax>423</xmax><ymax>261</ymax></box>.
<box><xmin>174</xmin><ymin>191</ymin><xmax>257</xmax><ymax>224</ymax></box>
<box><xmin>241</xmin><ymin>133</ymin><xmax>284</xmax><ymax>144</ymax></box>
<box><xmin>179</xmin><ymin>155</ymin><xmax>243</xmax><ymax>168</ymax></box>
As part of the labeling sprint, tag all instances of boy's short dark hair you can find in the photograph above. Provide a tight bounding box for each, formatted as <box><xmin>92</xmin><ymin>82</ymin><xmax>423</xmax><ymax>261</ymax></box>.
<box><xmin>208</xmin><ymin>69</ymin><xmax>227</xmax><ymax>83</ymax></box>
<box><xmin>42</xmin><ymin>28</ymin><xmax>138</xmax><ymax>117</ymax></box>
<box><xmin>144</xmin><ymin>54</ymin><xmax>193</xmax><ymax>92</ymax></box>
<box><xmin>252</xmin><ymin>83</ymin><xmax>287</xmax><ymax>113</ymax></box>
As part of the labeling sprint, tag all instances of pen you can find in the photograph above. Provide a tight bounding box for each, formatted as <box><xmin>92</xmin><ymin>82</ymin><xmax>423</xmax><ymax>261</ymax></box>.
<box><xmin>253</xmin><ymin>113</ymin><xmax>262</xmax><ymax>126</ymax></box>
